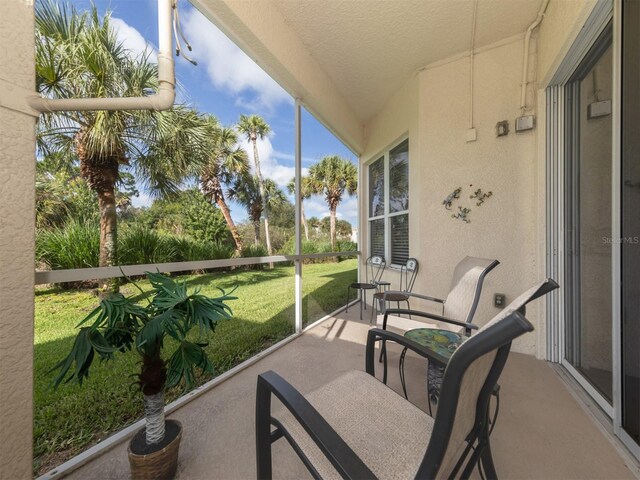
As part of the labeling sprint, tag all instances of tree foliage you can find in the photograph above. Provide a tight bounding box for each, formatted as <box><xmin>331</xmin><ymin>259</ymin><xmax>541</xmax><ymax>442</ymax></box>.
<box><xmin>35</xmin><ymin>0</ymin><xmax>208</xmax><ymax>291</ymax></box>
<box><xmin>138</xmin><ymin>189</ymin><xmax>230</xmax><ymax>244</ymax></box>
<box><xmin>308</xmin><ymin>156</ymin><xmax>357</xmax><ymax>249</ymax></box>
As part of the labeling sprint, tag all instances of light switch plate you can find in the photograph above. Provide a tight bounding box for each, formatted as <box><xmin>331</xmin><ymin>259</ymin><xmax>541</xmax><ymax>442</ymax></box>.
<box><xmin>496</xmin><ymin>120</ymin><xmax>509</xmax><ymax>137</ymax></box>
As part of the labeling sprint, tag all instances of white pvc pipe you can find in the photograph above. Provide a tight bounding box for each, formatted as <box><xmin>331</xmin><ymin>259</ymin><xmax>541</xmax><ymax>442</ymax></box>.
<box><xmin>29</xmin><ymin>0</ymin><xmax>175</xmax><ymax>113</ymax></box>
<box><xmin>520</xmin><ymin>0</ymin><xmax>550</xmax><ymax>112</ymax></box>
<box><xmin>469</xmin><ymin>0</ymin><xmax>478</xmax><ymax>129</ymax></box>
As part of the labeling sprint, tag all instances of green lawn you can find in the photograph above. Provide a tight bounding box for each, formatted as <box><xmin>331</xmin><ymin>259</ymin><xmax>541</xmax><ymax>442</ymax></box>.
<box><xmin>34</xmin><ymin>259</ymin><xmax>357</xmax><ymax>474</ymax></box>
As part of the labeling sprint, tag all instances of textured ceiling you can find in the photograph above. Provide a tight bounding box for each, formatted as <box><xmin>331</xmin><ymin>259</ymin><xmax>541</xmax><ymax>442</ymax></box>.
<box><xmin>272</xmin><ymin>0</ymin><xmax>544</xmax><ymax>122</ymax></box>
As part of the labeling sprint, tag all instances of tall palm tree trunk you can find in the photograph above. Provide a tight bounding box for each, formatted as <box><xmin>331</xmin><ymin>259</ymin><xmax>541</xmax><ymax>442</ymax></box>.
<box><xmin>97</xmin><ymin>187</ymin><xmax>118</xmax><ymax>291</ymax></box>
<box><xmin>253</xmin><ymin>219</ymin><xmax>261</xmax><ymax>246</ymax></box>
<box><xmin>329</xmin><ymin>204</ymin><xmax>337</xmax><ymax>251</ymax></box>
<box><xmin>203</xmin><ymin>176</ymin><xmax>243</xmax><ymax>254</ymax></box>
<box><xmin>78</xmin><ymin>140</ymin><xmax>119</xmax><ymax>294</ymax></box>
<box><xmin>251</xmin><ymin>138</ymin><xmax>272</xmax><ymax>256</ymax></box>
<box><xmin>217</xmin><ymin>198</ymin><xmax>243</xmax><ymax>255</ymax></box>
<box><xmin>301</xmin><ymin>200</ymin><xmax>309</xmax><ymax>241</ymax></box>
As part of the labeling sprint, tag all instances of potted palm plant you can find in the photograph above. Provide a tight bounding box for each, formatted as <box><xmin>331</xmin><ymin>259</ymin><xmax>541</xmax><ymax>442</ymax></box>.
<box><xmin>52</xmin><ymin>272</ymin><xmax>236</xmax><ymax>480</ymax></box>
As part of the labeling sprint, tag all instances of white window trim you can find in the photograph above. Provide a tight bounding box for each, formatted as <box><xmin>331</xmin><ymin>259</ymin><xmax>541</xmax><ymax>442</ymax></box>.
<box><xmin>366</xmin><ymin>136</ymin><xmax>409</xmax><ymax>269</ymax></box>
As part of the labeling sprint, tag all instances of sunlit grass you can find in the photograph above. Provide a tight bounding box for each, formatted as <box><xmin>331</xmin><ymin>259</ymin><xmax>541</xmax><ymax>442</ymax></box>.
<box><xmin>34</xmin><ymin>259</ymin><xmax>357</xmax><ymax>474</ymax></box>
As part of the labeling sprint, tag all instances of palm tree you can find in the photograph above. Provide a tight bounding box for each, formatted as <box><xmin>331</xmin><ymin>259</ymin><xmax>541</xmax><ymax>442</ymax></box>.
<box><xmin>236</xmin><ymin>114</ymin><xmax>274</xmax><ymax>255</ymax></box>
<box><xmin>35</xmin><ymin>1</ymin><xmax>207</xmax><ymax>292</ymax></box>
<box><xmin>228</xmin><ymin>175</ymin><xmax>286</xmax><ymax>246</ymax></box>
<box><xmin>308</xmin><ymin>156</ymin><xmax>358</xmax><ymax>250</ymax></box>
<box><xmin>199</xmin><ymin>115</ymin><xmax>249</xmax><ymax>255</ymax></box>
<box><xmin>286</xmin><ymin>176</ymin><xmax>314</xmax><ymax>241</ymax></box>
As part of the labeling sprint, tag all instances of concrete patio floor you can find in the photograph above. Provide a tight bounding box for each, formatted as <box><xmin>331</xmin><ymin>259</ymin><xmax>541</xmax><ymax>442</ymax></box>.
<box><xmin>68</xmin><ymin>309</ymin><xmax>636</xmax><ymax>479</ymax></box>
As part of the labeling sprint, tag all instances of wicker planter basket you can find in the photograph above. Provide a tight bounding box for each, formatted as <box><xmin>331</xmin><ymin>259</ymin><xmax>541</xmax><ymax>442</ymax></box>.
<box><xmin>128</xmin><ymin>420</ymin><xmax>182</xmax><ymax>480</ymax></box>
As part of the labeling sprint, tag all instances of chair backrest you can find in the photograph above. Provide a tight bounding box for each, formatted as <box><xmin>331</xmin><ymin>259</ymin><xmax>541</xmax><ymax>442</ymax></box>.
<box><xmin>366</xmin><ymin>255</ymin><xmax>386</xmax><ymax>284</ymax></box>
<box><xmin>400</xmin><ymin>257</ymin><xmax>419</xmax><ymax>293</ymax></box>
<box><xmin>417</xmin><ymin>278</ymin><xmax>559</xmax><ymax>479</ymax></box>
<box><xmin>443</xmin><ymin>256</ymin><xmax>499</xmax><ymax>325</ymax></box>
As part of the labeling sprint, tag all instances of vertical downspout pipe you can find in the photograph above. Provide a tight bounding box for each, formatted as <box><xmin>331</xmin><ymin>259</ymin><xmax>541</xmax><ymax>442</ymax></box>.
<box><xmin>29</xmin><ymin>0</ymin><xmax>175</xmax><ymax>112</ymax></box>
<box><xmin>520</xmin><ymin>0</ymin><xmax>550</xmax><ymax>112</ymax></box>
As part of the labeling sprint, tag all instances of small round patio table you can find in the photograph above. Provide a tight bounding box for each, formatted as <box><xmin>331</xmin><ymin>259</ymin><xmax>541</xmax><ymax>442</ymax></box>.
<box><xmin>400</xmin><ymin>328</ymin><xmax>466</xmax><ymax>408</ymax></box>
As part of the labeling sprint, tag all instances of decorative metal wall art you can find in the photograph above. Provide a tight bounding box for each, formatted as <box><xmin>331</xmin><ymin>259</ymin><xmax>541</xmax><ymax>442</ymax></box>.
<box><xmin>470</xmin><ymin>188</ymin><xmax>493</xmax><ymax>206</ymax></box>
<box><xmin>444</xmin><ymin>185</ymin><xmax>493</xmax><ymax>223</ymax></box>
<box><xmin>442</xmin><ymin>187</ymin><xmax>462</xmax><ymax>210</ymax></box>
<box><xmin>452</xmin><ymin>206</ymin><xmax>471</xmax><ymax>223</ymax></box>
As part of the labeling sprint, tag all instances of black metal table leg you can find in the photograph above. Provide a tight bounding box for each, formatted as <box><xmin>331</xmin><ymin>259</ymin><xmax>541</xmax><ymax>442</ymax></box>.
<box><xmin>399</xmin><ymin>347</ymin><xmax>408</xmax><ymax>399</ymax></box>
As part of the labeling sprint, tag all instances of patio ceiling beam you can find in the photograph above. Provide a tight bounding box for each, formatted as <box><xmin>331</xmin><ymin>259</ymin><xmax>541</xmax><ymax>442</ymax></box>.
<box><xmin>191</xmin><ymin>0</ymin><xmax>365</xmax><ymax>154</ymax></box>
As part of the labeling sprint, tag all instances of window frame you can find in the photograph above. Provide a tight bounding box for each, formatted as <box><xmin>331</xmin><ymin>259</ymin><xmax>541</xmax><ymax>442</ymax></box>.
<box><xmin>366</xmin><ymin>136</ymin><xmax>409</xmax><ymax>268</ymax></box>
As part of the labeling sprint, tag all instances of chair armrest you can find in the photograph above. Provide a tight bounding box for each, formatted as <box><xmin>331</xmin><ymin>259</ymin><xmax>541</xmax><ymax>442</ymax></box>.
<box><xmin>382</xmin><ymin>309</ymin><xmax>478</xmax><ymax>332</ymax></box>
<box><xmin>256</xmin><ymin>371</ymin><xmax>375</xmax><ymax>480</ymax></box>
<box><xmin>366</xmin><ymin>328</ymin><xmax>450</xmax><ymax>371</ymax></box>
<box><xmin>382</xmin><ymin>290</ymin><xmax>444</xmax><ymax>304</ymax></box>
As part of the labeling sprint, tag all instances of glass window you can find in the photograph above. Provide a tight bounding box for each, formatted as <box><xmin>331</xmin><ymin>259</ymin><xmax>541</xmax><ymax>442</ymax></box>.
<box><xmin>389</xmin><ymin>140</ymin><xmax>409</xmax><ymax>213</ymax></box>
<box><xmin>390</xmin><ymin>214</ymin><xmax>409</xmax><ymax>265</ymax></box>
<box><xmin>368</xmin><ymin>157</ymin><xmax>385</xmax><ymax>217</ymax></box>
<box><xmin>367</xmin><ymin>139</ymin><xmax>409</xmax><ymax>266</ymax></box>
<box><xmin>369</xmin><ymin>218</ymin><xmax>385</xmax><ymax>258</ymax></box>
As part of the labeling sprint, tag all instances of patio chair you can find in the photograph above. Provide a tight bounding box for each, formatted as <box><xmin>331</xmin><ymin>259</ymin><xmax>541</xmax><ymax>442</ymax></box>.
<box><xmin>370</xmin><ymin>257</ymin><xmax>419</xmax><ymax>325</ymax></box>
<box><xmin>255</xmin><ymin>280</ymin><xmax>557</xmax><ymax>480</ymax></box>
<box><xmin>377</xmin><ymin>256</ymin><xmax>499</xmax><ymax>369</ymax></box>
<box><xmin>345</xmin><ymin>255</ymin><xmax>385</xmax><ymax>320</ymax></box>
<box><xmin>393</xmin><ymin>279</ymin><xmax>559</xmax><ymax>412</ymax></box>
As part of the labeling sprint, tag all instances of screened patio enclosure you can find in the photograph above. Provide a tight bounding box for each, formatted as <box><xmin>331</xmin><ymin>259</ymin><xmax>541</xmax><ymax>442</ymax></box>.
<box><xmin>0</xmin><ymin>0</ymin><xmax>639</xmax><ymax>478</ymax></box>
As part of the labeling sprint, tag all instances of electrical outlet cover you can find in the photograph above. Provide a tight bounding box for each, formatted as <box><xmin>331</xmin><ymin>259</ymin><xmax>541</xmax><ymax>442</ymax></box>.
<box><xmin>466</xmin><ymin>128</ymin><xmax>477</xmax><ymax>142</ymax></box>
<box><xmin>515</xmin><ymin>115</ymin><xmax>535</xmax><ymax>132</ymax></box>
<box><xmin>587</xmin><ymin>100</ymin><xmax>611</xmax><ymax>119</ymax></box>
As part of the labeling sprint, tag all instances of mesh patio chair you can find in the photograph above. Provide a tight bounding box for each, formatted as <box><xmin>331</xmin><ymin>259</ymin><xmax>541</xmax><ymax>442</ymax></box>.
<box><xmin>378</xmin><ymin>256</ymin><xmax>499</xmax><ymax>373</ymax></box>
<box><xmin>346</xmin><ymin>255</ymin><xmax>386</xmax><ymax>320</ymax></box>
<box><xmin>370</xmin><ymin>257</ymin><xmax>419</xmax><ymax>325</ymax></box>
<box><xmin>255</xmin><ymin>279</ymin><xmax>558</xmax><ymax>480</ymax></box>
<box><xmin>392</xmin><ymin>279</ymin><xmax>559</xmax><ymax>419</ymax></box>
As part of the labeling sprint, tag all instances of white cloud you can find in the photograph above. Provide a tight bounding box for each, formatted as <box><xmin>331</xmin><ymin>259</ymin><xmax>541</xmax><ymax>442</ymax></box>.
<box><xmin>272</xmin><ymin>151</ymin><xmax>318</xmax><ymax>166</ymax></box>
<box><xmin>182</xmin><ymin>9</ymin><xmax>291</xmax><ymax>112</ymax></box>
<box><xmin>241</xmin><ymin>137</ymin><xmax>309</xmax><ymax>188</ymax></box>
<box><xmin>303</xmin><ymin>195</ymin><xmax>358</xmax><ymax>227</ymax></box>
<box><xmin>111</xmin><ymin>17</ymin><xmax>157</xmax><ymax>62</ymax></box>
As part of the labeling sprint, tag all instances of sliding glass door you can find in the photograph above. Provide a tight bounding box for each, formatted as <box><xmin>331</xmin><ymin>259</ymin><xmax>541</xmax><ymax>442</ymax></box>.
<box><xmin>564</xmin><ymin>26</ymin><xmax>614</xmax><ymax>406</ymax></box>
<box><xmin>620</xmin><ymin>0</ymin><xmax>640</xmax><ymax>452</ymax></box>
<box><xmin>547</xmin><ymin>0</ymin><xmax>639</xmax><ymax>459</ymax></box>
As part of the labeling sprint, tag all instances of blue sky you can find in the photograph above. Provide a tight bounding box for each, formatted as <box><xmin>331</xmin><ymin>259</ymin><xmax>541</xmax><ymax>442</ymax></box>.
<box><xmin>68</xmin><ymin>0</ymin><xmax>359</xmax><ymax>226</ymax></box>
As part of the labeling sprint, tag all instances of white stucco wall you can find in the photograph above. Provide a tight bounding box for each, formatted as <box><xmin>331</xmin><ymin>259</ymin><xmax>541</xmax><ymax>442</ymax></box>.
<box><xmin>361</xmin><ymin>37</ymin><xmax>541</xmax><ymax>355</ymax></box>
<box><xmin>0</xmin><ymin>0</ymin><xmax>36</xmax><ymax>478</ymax></box>
<box><xmin>415</xmin><ymin>38</ymin><xmax>539</xmax><ymax>355</ymax></box>
<box><xmin>359</xmin><ymin>0</ymin><xmax>600</xmax><ymax>357</ymax></box>
<box><xmin>538</xmin><ymin>0</ymin><xmax>598</xmax><ymax>87</ymax></box>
